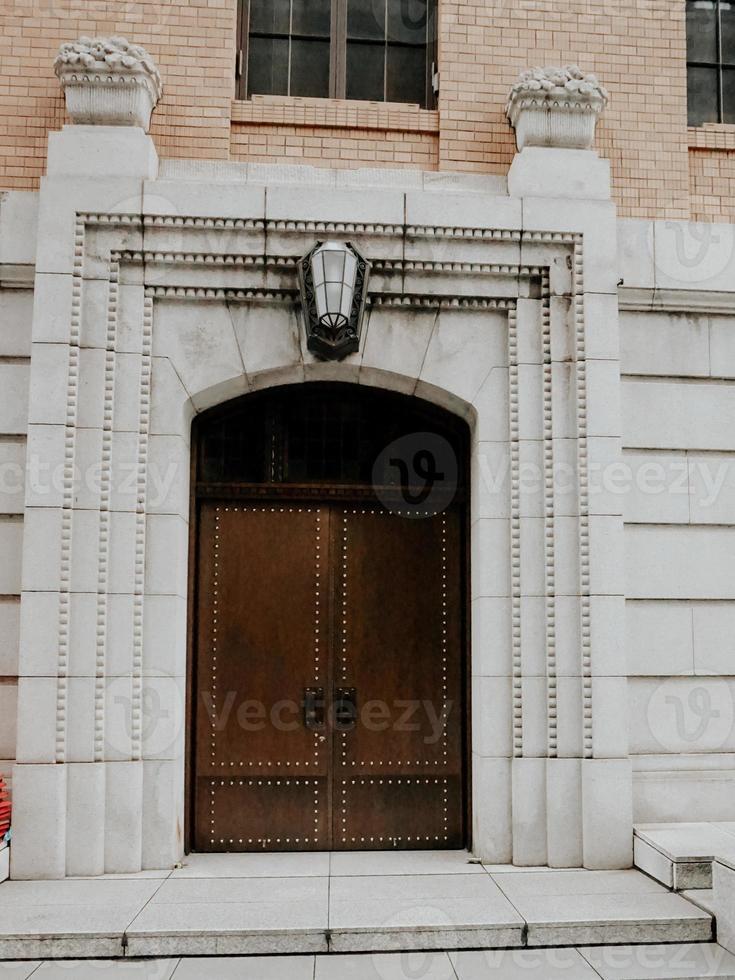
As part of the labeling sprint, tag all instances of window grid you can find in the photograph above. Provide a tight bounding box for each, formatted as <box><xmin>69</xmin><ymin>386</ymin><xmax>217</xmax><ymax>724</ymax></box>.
<box><xmin>687</xmin><ymin>0</ymin><xmax>735</xmax><ymax>124</ymax></box>
<box><xmin>237</xmin><ymin>0</ymin><xmax>436</xmax><ymax>109</ymax></box>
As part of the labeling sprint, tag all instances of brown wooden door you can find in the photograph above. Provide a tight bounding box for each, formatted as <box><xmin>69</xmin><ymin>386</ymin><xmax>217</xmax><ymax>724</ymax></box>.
<box><xmin>193</xmin><ymin>501</ymin><xmax>465</xmax><ymax>851</ymax></box>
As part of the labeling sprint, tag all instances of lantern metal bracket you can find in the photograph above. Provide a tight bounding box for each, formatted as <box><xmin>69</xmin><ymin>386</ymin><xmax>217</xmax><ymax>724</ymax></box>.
<box><xmin>297</xmin><ymin>240</ymin><xmax>371</xmax><ymax>361</ymax></box>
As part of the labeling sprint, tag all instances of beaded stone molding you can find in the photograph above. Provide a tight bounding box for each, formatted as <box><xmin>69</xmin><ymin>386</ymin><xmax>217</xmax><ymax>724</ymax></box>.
<box><xmin>506</xmin><ymin>65</ymin><xmax>608</xmax><ymax>151</ymax></box>
<box><xmin>54</xmin><ymin>36</ymin><xmax>163</xmax><ymax>130</ymax></box>
<box><xmin>52</xmin><ymin>211</ymin><xmax>593</xmax><ymax>774</ymax></box>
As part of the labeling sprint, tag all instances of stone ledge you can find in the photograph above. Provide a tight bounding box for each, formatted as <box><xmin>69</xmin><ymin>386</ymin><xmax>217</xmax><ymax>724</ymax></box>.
<box><xmin>231</xmin><ymin>95</ymin><xmax>439</xmax><ymax>134</ymax></box>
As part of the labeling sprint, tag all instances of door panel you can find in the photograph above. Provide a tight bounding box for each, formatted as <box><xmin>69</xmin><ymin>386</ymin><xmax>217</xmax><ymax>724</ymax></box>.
<box><xmin>194</xmin><ymin>504</ymin><xmax>329</xmax><ymax>851</ymax></box>
<box><xmin>193</xmin><ymin>501</ymin><xmax>465</xmax><ymax>851</ymax></box>
<box><xmin>334</xmin><ymin>508</ymin><xmax>464</xmax><ymax>848</ymax></box>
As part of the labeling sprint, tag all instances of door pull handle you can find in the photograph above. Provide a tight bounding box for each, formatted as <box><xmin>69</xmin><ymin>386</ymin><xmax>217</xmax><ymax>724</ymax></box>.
<box><xmin>303</xmin><ymin>687</ymin><xmax>325</xmax><ymax>731</ymax></box>
<box><xmin>334</xmin><ymin>687</ymin><xmax>357</xmax><ymax>731</ymax></box>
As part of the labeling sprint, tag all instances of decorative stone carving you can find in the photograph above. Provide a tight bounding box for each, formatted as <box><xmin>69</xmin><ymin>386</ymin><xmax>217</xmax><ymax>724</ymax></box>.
<box><xmin>54</xmin><ymin>36</ymin><xmax>163</xmax><ymax>130</ymax></box>
<box><xmin>506</xmin><ymin>65</ymin><xmax>608</xmax><ymax>151</ymax></box>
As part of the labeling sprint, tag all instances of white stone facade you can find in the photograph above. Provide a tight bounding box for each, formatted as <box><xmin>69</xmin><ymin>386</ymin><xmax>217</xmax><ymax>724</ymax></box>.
<box><xmin>1</xmin><ymin>81</ymin><xmax>734</xmax><ymax>880</ymax></box>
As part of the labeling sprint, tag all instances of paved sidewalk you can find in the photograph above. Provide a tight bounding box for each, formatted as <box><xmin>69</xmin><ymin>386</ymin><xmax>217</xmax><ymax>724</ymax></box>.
<box><xmin>3</xmin><ymin>943</ymin><xmax>735</xmax><ymax>978</ymax></box>
<box><xmin>0</xmin><ymin>852</ymin><xmax>712</xmax><ymax>959</ymax></box>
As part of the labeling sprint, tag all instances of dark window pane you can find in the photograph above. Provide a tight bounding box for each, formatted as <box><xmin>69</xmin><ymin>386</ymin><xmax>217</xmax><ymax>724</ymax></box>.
<box><xmin>387</xmin><ymin>0</ymin><xmax>427</xmax><ymax>44</ymax></box>
<box><xmin>347</xmin><ymin>41</ymin><xmax>385</xmax><ymax>100</ymax></box>
<box><xmin>249</xmin><ymin>0</ymin><xmax>291</xmax><ymax>35</ymax></box>
<box><xmin>348</xmin><ymin>0</ymin><xmax>386</xmax><ymax>40</ymax></box>
<box><xmin>688</xmin><ymin>65</ymin><xmax>719</xmax><ymax>124</ymax></box>
<box><xmin>722</xmin><ymin>1</ymin><xmax>735</xmax><ymax>63</ymax></box>
<box><xmin>248</xmin><ymin>36</ymin><xmax>289</xmax><ymax>96</ymax></box>
<box><xmin>387</xmin><ymin>43</ymin><xmax>425</xmax><ymax>104</ymax></box>
<box><xmin>292</xmin><ymin>0</ymin><xmax>331</xmax><ymax>37</ymax></box>
<box><xmin>290</xmin><ymin>38</ymin><xmax>330</xmax><ymax>97</ymax></box>
<box><xmin>687</xmin><ymin>0</ymin><xmax>718</xmax><ymax>63</ymax></box>
<box><xmin>723</xmin><ymin>67</ymin><xmax>735</xmax><ymax>120</ymax></box>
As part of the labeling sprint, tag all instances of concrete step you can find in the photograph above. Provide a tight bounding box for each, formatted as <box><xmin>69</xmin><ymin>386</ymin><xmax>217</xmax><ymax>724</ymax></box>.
<box><xmin>0</xmin><ymin>858</ymin><xmax>714</xmax><ymax>959</ymax></box>
<box><xmin>635</xmin><ymin>822</ymin><xmax>735</xmax><ymax>890</ymax></box>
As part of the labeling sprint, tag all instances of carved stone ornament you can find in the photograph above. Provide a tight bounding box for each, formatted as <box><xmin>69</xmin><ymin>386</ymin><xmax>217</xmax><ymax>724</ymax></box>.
<box><xmin>506</xmin><ymin>65</ymin><xmax>608</xmax><ymax>151</ymax></box>
<box><xmin>54</xmin><ymin>36</ymin><xmax>163</xmax><ymax>130</ymax></box>
<box><xmin>298</xmin><ymin>240</ymin><xmax>371</xmax><ymax>361</ymax></box>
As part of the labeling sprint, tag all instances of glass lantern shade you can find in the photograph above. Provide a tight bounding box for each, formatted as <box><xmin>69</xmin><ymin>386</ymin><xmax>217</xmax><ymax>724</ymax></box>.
<box><xmin>298</xmin><ymin>240</ymin><xmax>370</xmax><ymax>360</ymax></box>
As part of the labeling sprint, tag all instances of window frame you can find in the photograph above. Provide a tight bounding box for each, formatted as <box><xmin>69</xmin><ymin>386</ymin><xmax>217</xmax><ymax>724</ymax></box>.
<box><xmin>236</xmin><ymin>0</ymin><xmax>438</xmax><ymax>109</ymax></box>
<box><xmin>687</xmin><ymin>0</ymin><xmax>735</xmax><ymax>125</ymax></box>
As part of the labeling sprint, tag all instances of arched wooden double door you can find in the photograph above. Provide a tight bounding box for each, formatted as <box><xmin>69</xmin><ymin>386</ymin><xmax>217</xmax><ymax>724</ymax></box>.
<box><xmin>189</xmin><ymin>384</ymin><xmax>469</xmax><ymax>852</ymax></box>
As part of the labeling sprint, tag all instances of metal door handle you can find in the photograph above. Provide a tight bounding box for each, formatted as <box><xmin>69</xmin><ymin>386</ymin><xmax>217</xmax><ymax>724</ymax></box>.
<box><xmin>303</xmin><ymin>687</ymin><xmax>325</xmax><ymax>731</ymax></box>
<box><xmin>334</xmin><ymin>687</ymin><xmax>357</xmax><ymax>731</ymax></box>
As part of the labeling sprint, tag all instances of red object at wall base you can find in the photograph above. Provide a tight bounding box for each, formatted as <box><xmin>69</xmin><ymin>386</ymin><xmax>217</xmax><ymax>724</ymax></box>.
<box><xmin>0</xmin><ymin>776</ymin><xmax>10</xmax><ymax>840</ymax></box>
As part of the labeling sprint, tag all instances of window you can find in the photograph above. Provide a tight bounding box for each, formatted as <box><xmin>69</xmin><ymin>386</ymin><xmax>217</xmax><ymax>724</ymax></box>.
<box><xmin>236</xmin><ymin>0</ymin><xmax>438</xmax><ymax>108</ymax></box>
<box><xmin>687</xmin><ymin>0</ymin><xmax>735</xmax><ymax>124</ymax></box>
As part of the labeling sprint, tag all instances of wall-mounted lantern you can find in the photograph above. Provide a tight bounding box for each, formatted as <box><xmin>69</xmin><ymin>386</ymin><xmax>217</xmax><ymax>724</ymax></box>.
<box><xmin>298</xmin><ymin>241</ymin><xmax>371</xmax><ymax>361</ymax></box>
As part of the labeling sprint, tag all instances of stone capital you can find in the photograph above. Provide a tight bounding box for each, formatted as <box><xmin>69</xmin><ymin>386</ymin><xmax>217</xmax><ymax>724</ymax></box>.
<box><xmin>506</xmin><ymin>65</ymin><xmax>608</xmax><ymax>152</ymax></box>
<box><xmin>54</xmin><ymin>36</ymin><xmax>163</xmax><ymax>132</ymax></box>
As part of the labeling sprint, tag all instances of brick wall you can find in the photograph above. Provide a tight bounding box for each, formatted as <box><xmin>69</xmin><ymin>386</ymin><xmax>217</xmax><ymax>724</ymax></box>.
<box><xmin>0</xmin><ymin>0</ymin><xmax>236</xmax><ymax>189</ymax></box>
<box><xmin>1</xmin><ymin>0</ymin><xmax>734</xmax><ymax>220</ymax></box>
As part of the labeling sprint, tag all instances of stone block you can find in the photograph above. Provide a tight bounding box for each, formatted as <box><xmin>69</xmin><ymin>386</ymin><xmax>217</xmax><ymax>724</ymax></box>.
<box><xmin>0</xmin><ymin>363</ymin><xmax>30</xmax><ymax>435</ymax></box>
<box><xmin>26</xmin><ymin>343</ymin><xmax>69</xmax><ymax>427</ymax></box>
<box><xmin>472</xmin><ymin>676</ymin><xmax>513</xmax><ymax>757</ymax></box>
<box><xmin>625</xmin><ymin>525</ymin><xmax>735</xmax><ymax>599</ymax></box>
<box><xmin>689</xmin><ymin>454</ymin><xmax>735</xmax><ymax>525</ymax></box>
<box><xmin>0</xmin><ymin>440</ymin><xmax>26</xmax><ymax>515</ymax></box>
<box><xmin>508</xmin><ymin>148</ymin><xmax>611</xmax><ymax>200</ymax></box>
<box><xmin>620</xmin><ymin>450</ymin><xmax>691</xmax><ymax>525</ymax></box>
<box><xmin>653</xmin><ymin>219</ymin><xmax>735</xmax><ymax>292</ymax></box>
<box><xmin>623</xmin><ymin>378</ymin><xmax>735</xmax><ymax>452</ymax></box>
<box><xmin>520</xmin><ymin>676</ymin><xmax>547</xmax><ymax>758</ymax></box>
<box><xmin>0</xmin><ymin>289</ymin><xmax>33</xmax><ymax>356</ymax></box>
<box><xmin>582</xmin><ymin>758</ymin><xmax>633</xmax><ymax>869</ymax></box>
<box><xmin>35</xmin><ymin>176</ymin><xmax>145</xmax><ymax>276</ymax></box>
<box><xmin>693</xmin><ymin>602</ymin><xmax>735</xmax><ymax>674</ymax></box>
<box><xmin>10</xmin><ymin>763</ymin><xmax>66</xmax><ymax>879</ymax></box>
<box><xmin>470</xmin><ymin>518</ymin><xmax>510</xmax><ymax>599</ymax></box>
<box><xmin>617</xmin><ymin>219</ymin><xmax>655</xmax><ymax>290</ymax></box>
<box><xmin>583</xmin><ymin>293</ymin><xmax>620</xmax><ymax>361</ymax></box>
<box><xmin>150</xmin><ymin>356</ymin><xmax>192</xmax><ymax>438</ymax></box>
<box><xmin>405</xmin><ymin>190</ymin><xmax>522</xmax><ymax>230</ymax></box>
<box><xmin>471</xmin><ymin>596</ymin><xmax>512</xmax><ymax>677</ymax></box>
<box><xmin>145</xmin><ymin>514</ymin><xmax>189</xmax><ymax>598</ymax></box>
<box><xmin>620</xmin><ymin>310</ymin><xmax>710</xmax><ymax>377</ymax></box>
<box><xmin>472</xmin><ymin>755</ymin><xmax>512</xmax><ymax>863</ymax></box>
<box><xmin>512</xmin><ymin>757</ymin><xmax>548</xmax><ymax>866</ymax></box>
<box><xmin>0</xmin><ymin>519</ymin><xmax>23</xmax><ymax>595</ymax></box>
<box><xmin>709</xmin><ymin>315</ymin><xmax>735</xmax><ymax>378</ymax></box>
<box><xmin>66</xmin><ymin>762</ymin><xmax>105</xmax><ymax>877</ymax></box>
<box><xmin>589</xmin><ymin>595</ymin><xmax>626</xmax><ymax>677</ymax></box>
<box><xmin>588</xmin><ymin>515</ymin><xmax>624</xmax><ymax>596</ymax></box>
<box><xmin>66</xmin><ymin>676</ymin><xmax>95</xmax><ymax>762</ymax></box>
<box><xmin>714</xmin><ymin>858</ymin><xmax>735</xmax><ymax>954</ymax></box>
<box><xmin>473</xmin><ymin>368</ymin><xmax>509</xmax><ymax>443</ymax></box>
<box><xmin>143</xmin><ymin>179</ymin><xmax>264</xmax><ymax>221</ymax></box>
<box><xmin>142</xmin><ymin>758</ymin><xmax>184</xmax><ymax>870</ymax></box>
<box><xmin>591</xmin><ymin>677</ymin><xmax>629</xmax><ymax>758</ymax></box>
<box><xmin>15</xmin><ymin>676</ymin><xmax>58</xmax><ymax>763</ymax></box>
<box><xmin>0</xmin><ymin>598</ymin><xmax>20</xmax><ymax>675</ymax></box>
<box><xmin>0</xmin><ymin>191</ymin><xmax>38</xmax><ymax>266</ymax></box>
<box><xmin>47</xmin><ymin>126</ymin><xmax>158</xmax><ymax>179</ymax></box>
<box><xmin>105</xmin><ymin>759</ymin><xmax>143</xmax><ymax>874</ymax></box>
<box><xmin>142</xmin><ymin>594</ymin><xmax>187</xmax><ymax>678</ymax></box>
<box><xmin>547</xmin><ymin>757</ymin><xmax>583</xmax><ymax>867</ymax></box>
<box><xmin>0</xmin><ymin>683</ymin><xmax>17</xmax><ymax>759</ymax></box>
<box><xmin>625</xmin><ymin>600</ymin><xmax>694</xmax><ymax>676</ymax></box>
<box><xmin>628</xmin><ymin>676</ymin><xmax>735</xmax><ymax>754</ymax></box>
